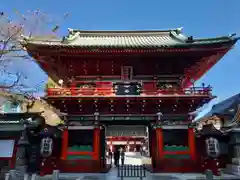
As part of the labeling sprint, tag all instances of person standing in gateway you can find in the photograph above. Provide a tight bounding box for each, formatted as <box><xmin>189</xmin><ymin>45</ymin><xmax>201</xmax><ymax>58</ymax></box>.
<box><xmin>114</xmin><ymin>148</ymin><xmax>120</xmax><ymax>167</ymax></box>
<box><xmin>108</xmin><ymin>148</ymin><xmax>113</xmax><ymax>166</ymax></box>
<box><xmin>120</xmin><ymin>148</ymin><xmax>125</xmax><ymax>165</ymax></box>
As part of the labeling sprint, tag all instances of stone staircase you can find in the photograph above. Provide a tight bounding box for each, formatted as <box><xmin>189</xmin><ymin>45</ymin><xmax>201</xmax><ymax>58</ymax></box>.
<box><xmin>0</xmin><ymin>151</ymin><xmax>26</xmax><ymax>180</ymax></box>
<box><xmin>15</xmin><ymin>166</ymin><xmax>27</xmax><ymax>180</ymax></box>
<box><xmin>13</xmin><ymin>146</ymin><xmax>27</xmax><ymax>180</ymax></box>
<box><xmin>225</xmin><ymin>158</ymin><xmax>240</xmax><ymax>176</ymax></box>
<box><xmin>225</xmin><ymin>144</ymin><xmax>240</xmax><ymax>176</ymax></box>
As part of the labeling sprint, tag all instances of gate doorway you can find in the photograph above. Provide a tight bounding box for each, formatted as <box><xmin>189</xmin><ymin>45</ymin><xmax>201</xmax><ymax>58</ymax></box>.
<box><xmin>106</xmin><ymin>125</ymin><xmax>149</xmax><ymax>166</ymax></box>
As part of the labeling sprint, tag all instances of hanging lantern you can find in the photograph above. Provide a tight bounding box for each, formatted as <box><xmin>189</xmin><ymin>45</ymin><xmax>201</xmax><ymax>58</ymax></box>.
<box><xmin>205</xmin><ymin>137</ymin><xmax>220</xmax><ymax>158</ymax></box>
<box><xmin>40</xmin><ymin>137</ymin><xmax>53</xmax><ymax>157</ymax></box>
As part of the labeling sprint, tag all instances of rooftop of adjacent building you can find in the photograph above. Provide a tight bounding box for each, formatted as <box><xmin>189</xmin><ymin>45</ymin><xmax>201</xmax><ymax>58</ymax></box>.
<box><xmin>198</xmin><ymin>93</ymin><xmax>240</xmax><ymax>118</ymax></box>
<box><xmin>196</xmin><ymin>92</ymin><xmax>240</xmax><ymax>129</ymax></box>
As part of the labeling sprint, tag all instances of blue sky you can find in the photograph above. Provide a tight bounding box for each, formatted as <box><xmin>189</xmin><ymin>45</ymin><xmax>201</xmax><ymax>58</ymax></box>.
<box><xmin>1</xmin><ymin>0</ymin><xmax>240</xmax><ymax>117</ymax></box>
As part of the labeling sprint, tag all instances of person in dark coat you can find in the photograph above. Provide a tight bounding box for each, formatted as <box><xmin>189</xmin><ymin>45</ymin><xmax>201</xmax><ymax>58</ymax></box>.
<box><xmin>114</xmin><ymin>148</ymin><xmax>120</xmax><ymax>167</ymax></box>
<box><xmin>120</xmin><ymin>148</ymin><xmax>125</xmax><ymax>165</ymax></box>
<box><xmin>108</xmin><ymin>149</ymin><xmax>113</xmax><ymax>165</ymax></box>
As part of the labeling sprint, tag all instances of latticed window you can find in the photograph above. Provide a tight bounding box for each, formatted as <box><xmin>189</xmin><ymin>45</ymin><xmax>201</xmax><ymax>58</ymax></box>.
<box><xmin>11</xmin><ymin>107</ymin><xmax>18</xmax><ymax>112</ymax></box>
<box><xmin>121</xmin><ymin>66</ymin><xmax>133</xmax><ymax>80</ymax></box>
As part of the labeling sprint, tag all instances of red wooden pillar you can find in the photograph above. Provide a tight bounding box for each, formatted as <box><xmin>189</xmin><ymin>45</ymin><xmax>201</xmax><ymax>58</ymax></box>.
<box><xmin>188</xmin><ymin>128</ymin><xmax>196</xmax><ymax>161</ymax></box>
<box><xmin>156</xmin><ymin>128</ymin><xmax>164</xmax><ymax>160</ymax></box>
<box><xmin>93</xmin><ymin>127</ymin><xmax>100</xmax><ymax>160</ymax></box>
<box><xmin>61</xmin><ymin>128</ymin><xmax>68</xmax><ymax>160</ymax></box>
<box><xmin>150</xmin><ymin>127</ymin><xmax>156</xmax><ymax>170</ymax></box>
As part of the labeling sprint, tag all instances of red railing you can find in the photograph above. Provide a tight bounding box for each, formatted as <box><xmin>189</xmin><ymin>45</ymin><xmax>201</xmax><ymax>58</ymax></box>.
<box><xmin>46</xmin><ymin>87</ymin><xmax>212</xmax><ymax>97</ymax></box>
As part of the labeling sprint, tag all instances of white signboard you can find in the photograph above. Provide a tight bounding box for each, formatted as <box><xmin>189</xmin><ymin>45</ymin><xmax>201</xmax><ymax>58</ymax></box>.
<box><xmin>0</xmin><ymin>140</ymin><xmax>15</xmax><ymax>158</ymax></box>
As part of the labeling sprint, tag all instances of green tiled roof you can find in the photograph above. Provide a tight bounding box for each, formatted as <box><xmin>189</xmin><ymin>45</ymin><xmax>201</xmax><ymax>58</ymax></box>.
<box><xmin>22</xmin><ymin>28</ymin><xmax>239</xmax><ymax>48</ymax></box>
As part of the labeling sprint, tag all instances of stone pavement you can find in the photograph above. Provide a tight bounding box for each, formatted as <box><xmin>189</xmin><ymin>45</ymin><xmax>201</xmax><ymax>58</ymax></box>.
<box><xmin>50</xmin><ymin>168</ymin><xmax>240</xmax><ymax>180</ymax></box>
<box><xmin>56</xmin><ymin>168</ymin><xmax>181</xmax><ymax>180</ymax></box>
<box><xmin>5</xmin><ymin>151</ymin><xmax>240</xmax><ymax>180</ymax></box>
<box><xmin>5</xmin><ymin>167</ymin><xmax>240</xmax><ymax>180</ymax></box>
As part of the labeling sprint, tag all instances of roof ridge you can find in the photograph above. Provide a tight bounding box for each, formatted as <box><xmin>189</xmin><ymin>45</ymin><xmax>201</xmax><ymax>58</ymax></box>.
<box><xmin>71</xmin><ymin>28</ymin><xmax>183</xmax><ymax>33</ymax></box>
<box><xmin>69</xmin><ymin>28</ymin><xmax>184</xmax><ymax>37</ymax></box>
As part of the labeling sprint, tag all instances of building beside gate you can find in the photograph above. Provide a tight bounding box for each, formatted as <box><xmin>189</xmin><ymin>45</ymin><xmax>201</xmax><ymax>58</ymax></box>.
<box><xmin>196</xmin><ymin>93</ymin><xmax>240</xmax><ymax>175</ymax></box>
<box><xmin>0</xmin><ymin>92</ymin><xmax>63</xmax><ymax>176</ymax></box>
<box><xmin>21</xmin><ymin>28</ymin><xmax>239</xmax><ymax>174</ymax></box>
<box><xmin>0</xmin><ymin>92</ymin><xmax>43</xmax><ymax>174</ymax></box>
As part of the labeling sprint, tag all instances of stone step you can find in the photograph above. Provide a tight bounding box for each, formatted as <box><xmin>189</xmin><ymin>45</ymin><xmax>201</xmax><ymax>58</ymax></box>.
<box><xmin>15</xmin><ymin>166</ymin><xmax>27</xmax><ymax>179</ymax></box>
<box><xmin>4</xmin><ymin>169</ymin><xmax>25</xmax><ymax>180</ymax></box>
<box><xmin>226</xmin><ymin>164</ymin><xmax>240</xmax><ymax>176</ymax></box>
<box><xmin>0</xmin><ymin>166</ymin><xmax>11</xmax><ymax>174</ymax></box>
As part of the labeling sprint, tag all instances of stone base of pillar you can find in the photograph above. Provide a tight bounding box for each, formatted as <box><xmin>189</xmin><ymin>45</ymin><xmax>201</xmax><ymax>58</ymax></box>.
<box><xmin>52</xmin><ymin>170</ymin><xmax>60</xmax><ymax>180</ymax></box>
<box><xmin>232</xmin><ymin>158</ymin><xmax>240</xmax><ymax>165</ymax></box>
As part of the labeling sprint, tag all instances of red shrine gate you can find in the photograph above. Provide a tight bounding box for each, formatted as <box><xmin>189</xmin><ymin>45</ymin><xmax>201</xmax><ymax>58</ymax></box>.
<box><xmin>22</xmin><ymin>28</ymin><xmax>239</xmax><ymax>174</ymax></box>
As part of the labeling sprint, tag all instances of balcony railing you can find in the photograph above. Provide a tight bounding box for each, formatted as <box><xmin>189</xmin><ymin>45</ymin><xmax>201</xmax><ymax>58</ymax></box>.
<box><xmin>46</xmin><ymin>87</ymin><xmax>212</xmax><ymax>97</ymax></box>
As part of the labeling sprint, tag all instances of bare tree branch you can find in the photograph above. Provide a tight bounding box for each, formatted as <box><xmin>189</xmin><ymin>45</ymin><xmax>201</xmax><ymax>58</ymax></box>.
<box><xmin>0</xmin><ymin>72</ymin><xmax>21</xmax><ymax>88</ymax></box>
<box><xmin>0</xmin><ymin>10</ymin><xmax>68</xmax><ymax>99</ymax></box>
